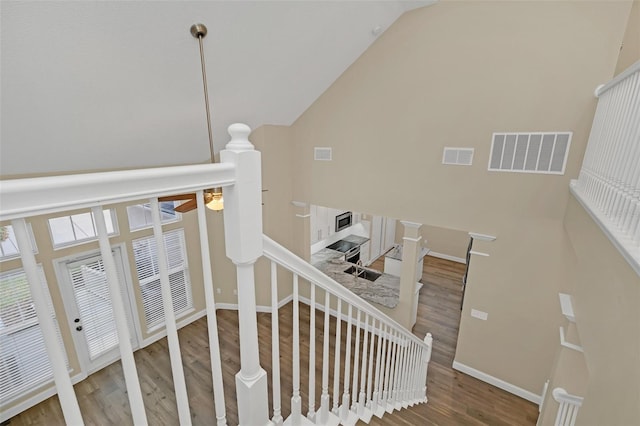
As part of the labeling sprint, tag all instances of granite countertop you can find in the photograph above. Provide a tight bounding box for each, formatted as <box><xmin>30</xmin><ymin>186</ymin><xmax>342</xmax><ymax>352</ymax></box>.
<box><xmin>311</xmin><ymin>248</ymin><xmax>400</xmax><ymax>309</ymax></box>
<box><xmin>341</xmin><ymin>234</ymin><xmax>369</xmax><ymax>245</ymax></box>
<box><xmin>385</xmin><ymin>244</ymin><xmax>430</xmax><ymax>261</ymax></box>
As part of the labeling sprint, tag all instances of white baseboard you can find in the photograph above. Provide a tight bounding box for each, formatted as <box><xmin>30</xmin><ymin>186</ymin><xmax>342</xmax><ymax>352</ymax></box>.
<box><xmin>216</xmin><ymin>294</ymin><xmax>294</xmax><ymax>313</ymax></box>
<box><xmin>452</xmin><ymin>361</ymin><xmax>541</xmax><ymax>405</ymax></box>
<box><xmin>141</xmin><ymin>309</ymin><xmax>206</xmax><ymax>348</ymax></box>
<box><xmin>427</xmin><ymin>251</ymin><xmax>466</xmax><ymax>264</ymax></box>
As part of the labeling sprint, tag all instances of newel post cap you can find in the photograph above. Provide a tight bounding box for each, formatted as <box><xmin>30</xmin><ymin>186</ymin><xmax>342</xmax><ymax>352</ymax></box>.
<box><xmin>225</xmin><ymin>123</ymin><xmax>254</xmax><ymax>151</ymax></box>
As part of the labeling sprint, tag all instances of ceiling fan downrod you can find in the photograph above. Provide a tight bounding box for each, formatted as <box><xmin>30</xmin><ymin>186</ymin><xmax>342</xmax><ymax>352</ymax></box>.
<box><xmin>191</xmin><ymin>23</ymin><xmax>223</xmax><ymax>211</ymax></box>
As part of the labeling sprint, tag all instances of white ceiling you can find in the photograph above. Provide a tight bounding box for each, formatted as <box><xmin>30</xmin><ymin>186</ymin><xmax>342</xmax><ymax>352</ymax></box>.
<box><xmin>1</xmin><ymin>0</ymin><xmax>434</xmax><ymax>176</ymax></box>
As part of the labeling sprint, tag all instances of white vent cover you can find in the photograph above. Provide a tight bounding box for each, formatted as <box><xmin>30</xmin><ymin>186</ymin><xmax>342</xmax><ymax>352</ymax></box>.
<box><xmin>314</xmin><ymin>147</ymin><xmax>332</xmax><ymax>161</ymax></box>
<box><xmin>489</xmin><ymin>132</ymin><xmax>571</xmax><ymax>174</ymax></box>
<box><xmin>442</xmin><ymin>147</ymin><xmax>474</xmax><ymax>165</ymax></box>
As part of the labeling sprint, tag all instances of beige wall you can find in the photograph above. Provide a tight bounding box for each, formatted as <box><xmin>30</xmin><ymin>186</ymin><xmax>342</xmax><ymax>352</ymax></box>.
<box><xmin>548</xmin><ymin>196</ymin><xmax>639</xmax><ymax>425</ymax></box>
<box><xmin>615</xmin><ymin>0</ymin><xmax>640</xmax><ymax>75</ymax></box>
<box><xmin>394</xmin><ymin>223</ymin><xmax>469</xmax><ymax>260</ymax></box>
<box><xmin>288</xmin><ymin>0</ymin><xmax>632</xmax><ymax>397</ymax></box>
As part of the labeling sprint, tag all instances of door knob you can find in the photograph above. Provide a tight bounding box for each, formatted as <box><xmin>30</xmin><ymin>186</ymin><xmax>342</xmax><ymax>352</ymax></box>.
<box><xmin>76</xmin><ymin>325</ymin><xmax>83</xmax><ymax>331</ymax></box>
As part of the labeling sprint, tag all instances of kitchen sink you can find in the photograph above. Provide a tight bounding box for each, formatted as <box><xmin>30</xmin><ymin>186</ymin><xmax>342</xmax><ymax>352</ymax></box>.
<box><xmin>343</xmin><ymin>266</ymin><xmax>382</xmax><ymax>282</ymax></box>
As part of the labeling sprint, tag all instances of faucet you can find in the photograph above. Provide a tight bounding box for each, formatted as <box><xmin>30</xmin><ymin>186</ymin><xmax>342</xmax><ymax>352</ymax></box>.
<box><xmin>354</xmin><ymin>259</ymin><xmax>363</xmax><ymax>277</ymax></box>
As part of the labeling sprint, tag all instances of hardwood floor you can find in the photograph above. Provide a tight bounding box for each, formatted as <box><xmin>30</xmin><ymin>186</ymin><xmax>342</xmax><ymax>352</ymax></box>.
<box><xmin>6</xmin><ymin>256</ymin><xmax>538</xmax><ymax>425</ymax></box>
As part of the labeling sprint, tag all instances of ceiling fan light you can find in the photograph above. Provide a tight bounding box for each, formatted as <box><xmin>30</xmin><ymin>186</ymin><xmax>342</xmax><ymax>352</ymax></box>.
<box><xmin>206</xmin><ymin>191</ymin><xmax>224</xmax><ymax>211</ymax></box>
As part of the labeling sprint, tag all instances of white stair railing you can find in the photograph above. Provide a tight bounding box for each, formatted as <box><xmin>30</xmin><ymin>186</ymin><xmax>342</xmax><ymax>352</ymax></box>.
<box><xmin>552</xmin><ymin>387</ymin><xmax>584</xmax><ymax>426</ymax></box>
<box><xmin>571</xmin><ymin>60</ymin><xmax>640</xmax><ymax>275</ymax></box>
<box><xmin>263</xmin><ymin>235</ymin><xmax>434</xmax><ymax>425</ymax></box>
<box><xmin>0</xmin><ymin>127</ymin><xmax>241</xmax><ymax>426</ymax></box>
<box><xmin>1</xmin><ymin>122</ymin><xmax>433</xmax><ymax>426</ymax></box>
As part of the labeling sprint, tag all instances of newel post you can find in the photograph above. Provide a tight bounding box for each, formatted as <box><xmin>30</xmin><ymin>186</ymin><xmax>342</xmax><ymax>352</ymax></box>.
<box><xmin>221</xmin><ymin>123</ymin><xmax>270</xmax><ymax>425</ymax></box>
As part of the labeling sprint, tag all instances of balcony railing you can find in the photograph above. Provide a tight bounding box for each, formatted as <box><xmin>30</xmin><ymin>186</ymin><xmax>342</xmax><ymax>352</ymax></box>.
<box><xmin>570</xmin><ymin>60</ymin><xmax>640</xmax><ymax>275</ymax></box>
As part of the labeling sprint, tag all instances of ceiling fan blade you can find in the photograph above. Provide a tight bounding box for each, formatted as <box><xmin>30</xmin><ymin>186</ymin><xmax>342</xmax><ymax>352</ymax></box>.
<box><xmin>174</xmin><ymin>199</ymin><xmax>198</xmax><ymax>213</ymax></box>
<box><xmin>158</xmin><ymin>193</ymin><xmax>197</xmax><ymax>202</ymax></box>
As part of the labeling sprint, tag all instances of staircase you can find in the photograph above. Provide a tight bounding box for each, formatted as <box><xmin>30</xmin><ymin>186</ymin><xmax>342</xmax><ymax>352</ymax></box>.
<box><xmin>0</xmin><ymin>124</ymin><xmax>433</xmax><ymax>425</ymax></box>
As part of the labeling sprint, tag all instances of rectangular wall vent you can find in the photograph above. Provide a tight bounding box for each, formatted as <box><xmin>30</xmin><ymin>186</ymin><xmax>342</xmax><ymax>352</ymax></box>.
<box><xmin>442</xmin><ymin>147</ymin><xmax>474</xmax><ymax>165</ymax></box>
<box><xmin>314</xmin><ymin>147</ymin><xmax>332</xmax><ymax>161</ymax></box>
<box><xmin>489</xmin><ymin>132</ymin><xmax>571</xmax><ymax>174</ymax></box>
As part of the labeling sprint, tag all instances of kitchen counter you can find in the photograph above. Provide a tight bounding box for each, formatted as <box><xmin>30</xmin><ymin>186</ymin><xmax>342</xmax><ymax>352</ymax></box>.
<box><xmin>311</xmin><ymin>248</ymin><xmax>401</xmax><ymax>308</ymax></box>
<box><xmin>385</xmin><ymin>244</ymin><xmax>430</xmax><ymax>261</ymax></box>
<box><xmin>341</xmin><ymin>234</ymin><xmax>369</xmax><ymax>245</ymax></box>
<box><xmin>384</xmin><ymin>244</ymin><xmax>430</xmax><ymax>277</ymax></box>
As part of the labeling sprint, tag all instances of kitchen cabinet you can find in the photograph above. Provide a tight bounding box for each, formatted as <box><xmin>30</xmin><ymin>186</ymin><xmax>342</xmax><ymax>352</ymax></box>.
<box><xmin>369</xmin><ymin>216</ymin><xmax>396</xmax><ymax>262</ymax></box>
<box><xmin>310</xmin><ymin>205</ymin><xmax>352</xmax><ymax>244</ymax></box>
<box><xmin>360</xmin><ymin>241</ymin><xmax>371</xmax><ymax>266</ymax></box>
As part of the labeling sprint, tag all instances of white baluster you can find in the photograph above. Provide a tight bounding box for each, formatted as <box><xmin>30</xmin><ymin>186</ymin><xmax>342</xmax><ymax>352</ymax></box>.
<box><xmin>351</xmin><ymin>309</ymin><xmax>361</xmax><ymax>412</ymax></box>
<box><xmin>308</xmin><ymin>283</ymin><xmax>316</xmax><ymax>421</ymax></box>
<box><xmin>371</xmin><ymin>320</ymin><xmax>383</xmax><ymax>415</ymax></box>
<box><xmin>423</xmin><ymin>333</ymin><xmax>433</xmax><ymax>402</ymax></box>
<box><xmin>12</xmin><ymin>218</ymin><xmax>84</xmax><ymax>425</ymax></box>
<box><xmin>319</xmin><ymin>291</ymin><xmax>331</xmax><ymax>423</ymax></box>
<box><xmin>366</xmin><ymin>317</ymin><xmax>376</xmax><ymax>409</ymax></box>
<box><xmin>386</xmin><ymin>330</ymin><xmax>398</xmax><ymax>413</ymax></box>
<box><xmin>92</xmin><ymin>207</ymin><xmax>147</xmax><ymax>425</ymax></box>
<box><xmin>195</xmin><ymin>193</ymin><xmax>228</xmax><ymax>426</ymax></box>
<box><xmin>332</xmin><ymin>298</ymin><xmax>342</xmax><ymax>416</ymax></box>
<box><xmin>340</xmin><ymin>304</ymin><xmax>352</xmax><ymax>422</ymax></box>
<box><xmin>357</xmin><ymin>313</ymin><xmax>369</xmax><ymax>416</ymax></box>
<box><xmin>150</xmin><ymin>198</ymin><xmax>191</xmax><ymax>426</ymax></box>
<box><xmin>363</xmin><ymin>318</ymin><xmax>380</xmax><ymax>423</ymax></box>
<box><xmin>270</xmin><ymin>262</ymin><xmax>283</xmax><ymax>426</ymax></box>
<box><xmin>376</xmin><ymin>325</ymin><xmax>390</xmax><ymax>416</ymax></box>
<box><xmin>291</xmin><ymin>274</ymin><xmax>302</xmax><ymax>425</ymax></box>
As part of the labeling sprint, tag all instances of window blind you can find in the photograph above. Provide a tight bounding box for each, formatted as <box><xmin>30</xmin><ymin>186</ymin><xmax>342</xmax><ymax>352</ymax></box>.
<box><xmin>132</xmin><ymin>229</ymin><xmax>192</xmax><ymax>330</ymax></box>
<box><xmin>0</xmin><ymin>266</ymin><xmax>65</xmax><ymax>404</ymax></box>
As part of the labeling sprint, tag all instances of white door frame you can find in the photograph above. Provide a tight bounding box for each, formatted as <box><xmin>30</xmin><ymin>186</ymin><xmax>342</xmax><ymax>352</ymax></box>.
<box><xmin>54</xmin><ymin>243</ymin><xmax>141</xmax><ymax>374</ymax></box>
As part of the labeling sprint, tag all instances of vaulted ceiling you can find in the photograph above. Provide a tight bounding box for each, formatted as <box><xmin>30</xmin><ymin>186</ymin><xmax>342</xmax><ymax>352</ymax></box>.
<box><xmin>1</xmin><ymin>1</ymin><xmax>434</xmax><ymax>176</ymax></box>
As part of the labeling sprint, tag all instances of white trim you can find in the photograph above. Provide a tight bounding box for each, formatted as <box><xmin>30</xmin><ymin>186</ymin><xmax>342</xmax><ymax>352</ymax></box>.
<box><xmin>296</xmin><ymin>214</ymin><xmax>311</xmax><ymax>219</ymax></box>
<box><xmin>452</xmin><ymin>361</ymin><xmax>541</xmax><ymax>404</ymax></box>
<box><xmin>559</xmin><ymin>326</ymin><xmax>584</xmax><ymax>353</ymax></box>
<box><xmin>595</xmin><ymin>59</ymin><xmax>640</xmax><ymax>97</ymax></box>
<box><xmin>140</xmin><ymin>309</ymin><xmax>206</xmax><ymax>348</ymax></box>
<box><xmin>215</xmin><ymin>294</ymin><xmax>294</xmax><ymax>314</ymax></box>
<box><xmin>402</xmin><ymin>236</ymin><xmax>422</xmax><ymax>243</ymax></box>
<box><xmin>399</xmin><ymin>221</ymin><xmax>422</xmax><ymax>229</ymax></box>
<box><xmin>427</xmin><ymin>251</ymin><xmax>466</xmax><ymax>264</ymax></box>
<box><xmin>291</xmin><ymin>201</ymin><xmax>308</xmax><ymax>208</ymax></box>
<box><xmin>469</xmin><ymin>250</ymin><xmax>490</xmax><ymax>257</ymax></box>
<box><xmin>558</xmin><ymin>293</ymin><xmax>576</xmax><ymax>323</ymax></box>
<box><xmin>468</xmin><ymin>232</ymin><xmax>496</xmax><ymax>242</ymax></box>
<box><xmin>0</xmin><ymin>372</ymin><xmax>85</xmax><ymax>423</ymax></box>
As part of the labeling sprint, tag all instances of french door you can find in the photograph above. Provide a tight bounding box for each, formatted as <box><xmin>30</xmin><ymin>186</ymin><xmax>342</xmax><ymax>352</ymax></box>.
<box><xmin>58</xmin><ymin>246</ymin><xmax>139</xmax><ymax>374</ymax></box>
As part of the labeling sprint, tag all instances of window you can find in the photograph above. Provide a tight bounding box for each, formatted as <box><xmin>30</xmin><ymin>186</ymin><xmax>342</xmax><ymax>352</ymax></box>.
<box><xmin>48</xmin><ymin>210</ymin><xmax>118</xmax><ymax>248</ymax></box>
<box><xmin>126</xmin><ymin>202</ymin><xmax>181</xmax><ymax>231</ymax></box>
<box><xmin>0</xmin><ymin>266</ymin><xmax>65</xmax><ymax>403</ymax></box>
<box><xmin>0</xmin><ymin>224</ymin><xmax>37</xmax><ymax>262</ymax></box>
<box><xmin>132</xmin><ymin>229</ymin><xmax>192</xmax><ymax>330</ymax></box>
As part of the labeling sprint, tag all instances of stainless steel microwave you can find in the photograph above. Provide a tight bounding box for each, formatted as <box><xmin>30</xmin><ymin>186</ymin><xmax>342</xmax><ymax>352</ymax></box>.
<box><xmin>335</xmin><ymin>211</ymin><xmax>353</xmax><ymax>233</ymax></box>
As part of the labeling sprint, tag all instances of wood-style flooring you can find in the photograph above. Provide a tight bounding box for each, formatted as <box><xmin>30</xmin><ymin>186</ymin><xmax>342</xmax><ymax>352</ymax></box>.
<box><xmin>6</xmin><ymin>256</ymin><xmax>539</xmax><ymax>425</ymax></box>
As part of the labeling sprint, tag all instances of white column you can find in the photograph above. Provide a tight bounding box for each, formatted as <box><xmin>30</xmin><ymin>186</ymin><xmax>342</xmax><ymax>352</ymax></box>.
<box><xmin>399</xmin><ymin>221</ymin><xmax>423</xmax><ymax>330</ymax></box>
<box><xmin>12</xmin><ymin>218</ymin><xmax>84</xmax><ymax>425</ymax></box>
<box><xmin>92</xmin><ymin>207</ymin><xmax>147</xmax><ymax>425</ymax></box>
<box><xmin>221</xmin><ymin>123</ymin><xmax>270</xmax><ymax>425</ymax></box>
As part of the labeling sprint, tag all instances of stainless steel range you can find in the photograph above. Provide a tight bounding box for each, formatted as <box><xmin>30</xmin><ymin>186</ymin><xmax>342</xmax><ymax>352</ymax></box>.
<box><xmin>326</xmin><ymin>239</ymin><xmax>360</xmax><ymax>264</ymax></box>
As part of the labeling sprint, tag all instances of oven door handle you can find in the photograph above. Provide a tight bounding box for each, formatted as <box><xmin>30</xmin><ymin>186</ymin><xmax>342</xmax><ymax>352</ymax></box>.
<box><xmin>345</xmin><ymin>246</ymin><xmax>360</xmax><ymax>257</ymax></box>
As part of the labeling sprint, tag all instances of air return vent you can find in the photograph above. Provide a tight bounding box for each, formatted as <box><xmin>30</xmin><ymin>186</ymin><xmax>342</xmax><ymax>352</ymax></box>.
<box><xmin>314</xmin><ymin>147</ymin><xmax>332</xmax><ymax>161</ymax></box>
<box><xmin>489</xmin><ymin>132</ymin><xmax>571</xmax><ymax>174</ymax></box>
<box><xmin>442</xmin><ymin>147</ymin><xmax>474</xmax><ymax>166</ymax></box>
